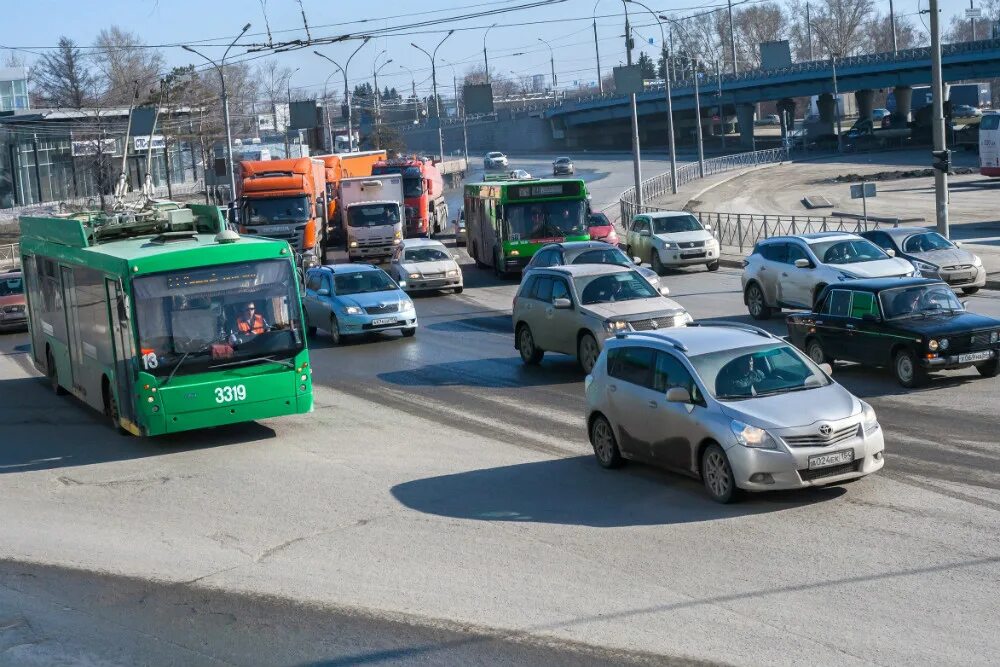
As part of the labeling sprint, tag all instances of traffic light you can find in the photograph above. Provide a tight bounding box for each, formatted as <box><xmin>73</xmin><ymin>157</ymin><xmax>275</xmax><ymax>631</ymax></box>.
<box><xmin>932</xmin><ymin>149</ymin><xmax>951</xmax><ymax>173</ymax></box>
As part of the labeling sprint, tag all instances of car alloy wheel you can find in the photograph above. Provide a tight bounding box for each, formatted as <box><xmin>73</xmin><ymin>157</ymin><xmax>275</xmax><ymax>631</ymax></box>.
<box><xmin>590</xmin><ymin>415</ymin><xmax>623</xmax><ymax>468</ymax></box>
<box><xmin>651</xmin><ymin>252</ymin><xmax>665</xmax><ymax>276</ymax></box>
<box><xmin>578</xmin><ymin>333</ymin><xmax>599</xmax><ymax>374</ymax></box>
<box><xmin>330</xmin><ymin>316</ymin><xmax>342</xmax><ymax>345</ymax></box>
<box><xmin>702</xmin><ymin>444</ymin><xmax>736</xmax><ymax>503</ymax></box>
<box><xmin>518</xmin><ymin>325</ymin><xmax>543</xmax><ymax>365</ymax></box>
<box><xmin>746</xmin><ymin>284</ymin><xmax>771</xmax><ymax>320</ymax></box>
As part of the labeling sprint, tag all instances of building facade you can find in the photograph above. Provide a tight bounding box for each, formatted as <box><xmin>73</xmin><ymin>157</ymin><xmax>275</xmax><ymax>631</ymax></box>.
<box><xmin>0</xmin><ymin>68</ymin><xmax>30</xmax><ymax>113</ymax></box>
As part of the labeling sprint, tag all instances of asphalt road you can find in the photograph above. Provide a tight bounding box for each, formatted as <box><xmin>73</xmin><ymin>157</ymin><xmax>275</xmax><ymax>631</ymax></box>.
<box><xmin>2</xmin><ymin>161</ymin><xmax>999</xmax><ymax>665</ymax></box>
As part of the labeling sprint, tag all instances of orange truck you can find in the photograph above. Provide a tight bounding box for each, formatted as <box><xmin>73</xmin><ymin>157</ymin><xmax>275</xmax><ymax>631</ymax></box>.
<box><xmin>371</xmin><ymin>157</ymin><xmax>448</xmax><ymax>238</ymax></box>
<box><xmin>238</xmin><ymin>157</ymin><xmax>326</xmax><ymax>257</ymax></box>
<box><xmin>316</xmin><ymin>150</ymin><xmax>386</xmax><ymax>245</ymax></box>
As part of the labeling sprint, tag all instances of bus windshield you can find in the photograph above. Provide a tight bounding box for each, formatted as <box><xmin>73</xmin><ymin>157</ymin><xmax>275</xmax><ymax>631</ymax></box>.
<box><xmin>504</xmin><ymin>200</ymin><xmax>586</xmax><ymax>240</ymax></box>
<box><xmin>347</xmin><ymin>204</ymin><xmax>400</xmax><ymax>227</ymax></box>
<box><xmin>244</xmin><ymin>196</ymin><xmax>311</xmax><ymax>224</ymax></box>
<box><xmin>133</xmin><ymin>259</ymin><xmax>303</xmax><ymax>377</ymax></box>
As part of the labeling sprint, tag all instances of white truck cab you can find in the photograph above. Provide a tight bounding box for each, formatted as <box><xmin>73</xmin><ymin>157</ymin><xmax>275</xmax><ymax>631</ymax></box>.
<box><xmin>340</xmin><ymin>175</ymin><xmax>404</xmax><ymax>261</ymax></box>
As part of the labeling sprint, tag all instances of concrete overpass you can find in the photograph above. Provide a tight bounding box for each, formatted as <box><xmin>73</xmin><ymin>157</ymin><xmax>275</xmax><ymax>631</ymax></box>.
<box><xmin>545</xmin><ymin>38</ymin><xmax>1000</xmax><ymax>149</ymax></box>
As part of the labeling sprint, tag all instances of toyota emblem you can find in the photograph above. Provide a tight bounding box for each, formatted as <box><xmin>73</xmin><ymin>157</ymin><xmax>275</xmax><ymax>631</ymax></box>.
<box><xmin>819</xmin><ymin>424</ymin><xmax>832</xmax><ymax>437</ymax></box>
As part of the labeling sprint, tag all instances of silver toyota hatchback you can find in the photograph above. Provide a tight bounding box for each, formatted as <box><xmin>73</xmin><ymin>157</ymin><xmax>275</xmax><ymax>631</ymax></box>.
<box><xmin>585</xmin><ymin>323</ymin><xmax>885</xmax><ymax>502</ymax></box>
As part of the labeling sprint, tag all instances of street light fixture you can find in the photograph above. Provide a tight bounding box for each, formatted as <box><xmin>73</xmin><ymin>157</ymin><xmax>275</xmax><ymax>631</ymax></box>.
<box><xmin>443</xmin><ymin>59</ymin><xmax>469</xmax><ymax>163</ymax></box>
<box><xmin>398</xmin><ymin>64</ymin><xmax>420</xmax><ymax>124</ymax></box>
<box><xmin>315</xmin><ymin>36</ymin><xmax>371</xmax><ymax>152</ymax></box>
<box><xmin>182</xmin><ymin>22</ymin><xmax>251</xmax><ymax>222</ymax></box>
<box><xmin>537</xmin><ymin>38</ymin><xmax>557</xmax><ymax>91</ymax></box>
<box><xmin>659</xmin><ymin>12</ymin><xmax>706</xmax><ymax>178</ymax></box>
<box><xmin>592</xmin><ymin>0</ymin><xmax>604</xmax><ymax>93</ymax></box>
<box><xmin>373</xmin><ymin>53</ymin><xmax>393</xmax><ymax>149</ymax></box>
<box><xmin>620</xmin><ymin>0</ymin><xmax>644</xmax><ymax>209</ymax></box>
<box><xmin>484</xmin><ymin>23</ymin><xmax>497</xmax><ymax>84</ymax></box>
<box><xmin>412</xmin><ymin>30</ymin><xmax>454</xmax><ymax>161</ymax></box>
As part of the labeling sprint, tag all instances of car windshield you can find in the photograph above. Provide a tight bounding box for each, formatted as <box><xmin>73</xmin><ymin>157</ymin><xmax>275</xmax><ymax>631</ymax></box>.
<box><xmin>404</xmin><ymin>247</ymin><xmax>450</xmax><ymax>262</ymax></box>
<box><xmin>880</xmin><ymin>284</ymin><xmax>964</xmax><ymax>319</ymax></box>
<box><xmin>578</xmin><ymin>271</ymin><xmax>658</xmax><ymax>304</ymax></box>
<box><xmin>0</xmin><ymin>275</ymin><xmax>24</xmax><ymax>296</ymax></box>
<box><xmin>133</xmin><ymin>259</ymin><xmax>303</xmax><ymax>378</ymax></box>
<box><xmin>571</xmin><ymin>248</ymin><xmax>631</xmax><ymax>267</ymax></box>
<box><xmin>504</xmin><ymin>200</ymin><xmax>586</xmax><ymax>239</ymax></box>
<box><xmin>243</xmin><ymin>196</ymin><xmax>310</xmax><ymax>224</ymax></box>
<box><xmin>555</xmin><ymin>158</ymin><xmax>571</xmax><ymax>164</ymax></box>
<box><xmin>651</xmin><ymin>215</ymin><xmax>702</xmax><ymax>234</ymax></box>
<box><xmin>487</xmin><ymin>152</ymin><xmax>503</xmax><ymax>158</ymax></box>
<box><xmin>809</xmin><ymin>238</ymin><xmax>888</xmax><ymax>264</ymax></box>
<box><xmin>334</xmin><ymin>270</ymin><xmax>397</xmax><ymax>295</ymax></box>
<box><xmin>347</xmin><ymin>203</ymin><xmax>400</xmax><ymax>228</ymax></box>
<box><xmin>902</xmin><ymin>232</ymin><xmax>953</xmax><ymax>253</ymax></box>
<box><xmin>689</xmin><ymin>342</ymin><xmax>830</xmax><ymax>400</ymax></box>
<box><xmin>588</xmin><ymin>213</ymin><xmax>611</xmax><ymax>228</ymax></box>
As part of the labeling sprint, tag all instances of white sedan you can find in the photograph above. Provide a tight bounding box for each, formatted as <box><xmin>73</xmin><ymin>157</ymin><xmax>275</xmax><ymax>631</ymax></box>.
<box><xmin>389</xmin><ymin>238</ymin><xmax>464</xmax><ymax>294</ymax></box>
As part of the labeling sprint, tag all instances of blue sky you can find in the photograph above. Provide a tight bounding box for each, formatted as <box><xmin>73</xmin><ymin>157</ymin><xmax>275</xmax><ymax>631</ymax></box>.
<box><xmin>3</xmin><ymin>0</ymin><xmax>964</xmax><ymax>98</ymax></box>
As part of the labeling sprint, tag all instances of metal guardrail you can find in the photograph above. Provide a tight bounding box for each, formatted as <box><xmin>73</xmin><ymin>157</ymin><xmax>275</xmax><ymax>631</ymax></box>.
<box><xmin>0</xmin><ymin>243</ymin><xmax>20</xmax><ymax>269</ymax></box>
<box><xmin>693</xmin><ymin>211</ymin><xmax>891</xmax><ymax>254</ymax></box>
<box><xmin>616</xmin><ymin>147</ymin><xmax>787</xmax><ymax>223</ymax></box>
<box><xmin>0</xmin><ymin>180</ymin><xmax>207</xmax><ymax>222</ymax></box>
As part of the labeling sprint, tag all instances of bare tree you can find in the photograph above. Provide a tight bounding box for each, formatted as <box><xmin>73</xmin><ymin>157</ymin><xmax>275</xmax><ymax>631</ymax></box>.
<box><xmin>737</xmin><ymin>3</ymin><xmax>787</xmax><ymax>68</ymax></box>
<box><xmin>462</xmin><ymin>64</ymin><xmax>518</xmax><ymax>97</ymax></box>
<box><xmin>256</xmin><ymin>60</ymin><xmax>293</xmax><ymax>135</ymax></box>
<box><xmin>864</xmin><ymin>13</ymin><xmax>925</xmax><ymax>53</ymax></box>
<box><xmin>92</xmin><ymin>26</ymin><xmax>165</xmax><ymax>105</ymax></box>
<box><xmin>945</xmin><ymin>0</ymin><xmax>1000</xmax><ymax>42</ymax></box>
<box><xmin>807</xmin><ymin>0</ymin><xmax>874</xmax><ymax>57</ymax></box>
<box><xmin>33</xmin><ymin>37</ymin><xmax>98</xmax><ymax>108</ymax></box>
<box><xmin>2</xmin><ymin>49</ymin><xmax>28</xmax><ymax>68</ymax></box>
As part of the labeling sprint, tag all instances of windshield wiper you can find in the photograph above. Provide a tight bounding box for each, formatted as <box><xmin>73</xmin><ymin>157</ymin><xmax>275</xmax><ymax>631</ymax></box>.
<box><xmin>161</xmin><ymin>351</ymin><xmax>191</xmax><ymax>387</ymax></box>
<box><xmin>209</xmin><ymin>355</ymin><xmax>295</xmax><ymax>370</ymax></box>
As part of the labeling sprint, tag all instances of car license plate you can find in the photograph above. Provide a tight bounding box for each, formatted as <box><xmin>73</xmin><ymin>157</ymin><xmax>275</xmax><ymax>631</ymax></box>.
<box><xmin>949</xmin><ymin>272</ymin><xmax>971</xmax><ymax>282</ymax></box>
<box><xmin>959</xmin><ymin>350</ymin><xmax>992</xmax><ymax>363</ymax></box>
<box><xmin>681</xmin><ymin>250</ymin><xmax>702</xmax><ymax>256</ymax></box>
<box><xmin>371</xmin><ymin>318</ymin><xmax>396</xmax><ymax>326</ymax></box>
<box><xmin>808</xmin><ymin>448</ymin><xmax>854</xmax><ymax>470</ymax></box>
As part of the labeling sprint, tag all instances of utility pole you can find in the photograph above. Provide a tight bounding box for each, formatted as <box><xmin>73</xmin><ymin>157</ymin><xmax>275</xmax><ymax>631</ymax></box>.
<box><xmin>538</xmin><ymin>38</ymin><xmax>557</xmax><ymax>90</ymax></box>
<box><xmin>373</xmin><ymin>52</ymin><xmax>393</xmax><ymax>150</ymax></box>
<box><xmin>593</xmin><ymin>0</ymin><xmax>603</xmax><ymax>93</ymax></box>
<box><xmin>889</xmin><ymin>0</ymin><xmax>898</xmax><ymax>55</ymax></box>
<box><xmin>413</xmin><ymin>30</ymin><xmax>454</xmax><ymax>161</ymax></box>
<box><xmin>484</xmin><ymin>23</ymin><xmax>496</xmax><ymax>83</ymax></box>
<box><xmin>285</xmin><ymin>67</ymin><xmax>298</xmax><ymax>158</ymax></box>
<box><xmin>930</xmin><ymin>0</ymin><xmax>950</xmax><ymax>237</ymax></box>
<box><xmin>692</xmin><ymin>57</ymin><xmax>705</xmax><ymax>177</ymax></box>
<box><xmin>716</xmin><ymin>59</ymin><xmax>726</xmax><ymax>150</ymax></box>
<box><xmin>182</xmin><ymin>22</ymin><xmax>250</xmax><ymax>224</ymax></box>
<box><xmin>806</xmin><ymin>3</ymin><xmax>814</xmax><ymax>60</ymax></box>
<box><xmin>399</xmin><ymin>65</ymin><xmax>419</xmax><ymax>124</ymax></box>
<box><xmin>727</xmin><ymin>0</ymin><xmax>738</xmax><ymax>74</ymax></box>
<box><xmin>316</xmin><ymin>38</ymin><xmax>370</xmax><ymax>153</ymax></box>
<box><xmin>970</xmin><ymin>0</ymin><xmax>977</xmax><ymax>40</ymax></box>
<box><xmin>832</xmin><ymin>55</ymin><xmax>843</xmax><ymax>153</ymax></box>
<box><xmin>621</xmin><ymin>0</ymin><xmax>643</xmax><ymax>209</ymax></box>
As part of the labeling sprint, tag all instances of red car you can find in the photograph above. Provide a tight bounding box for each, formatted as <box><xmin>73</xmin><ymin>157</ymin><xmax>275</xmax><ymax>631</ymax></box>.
<box><xmin>0</xmin><ymin>269</ymin><xmax>26</xmax><ymax>332</ymax></box>
<box><xmin>587</xmin><ymin>212</ymin><xmax>619</xmax><ymax>246</ymax></box>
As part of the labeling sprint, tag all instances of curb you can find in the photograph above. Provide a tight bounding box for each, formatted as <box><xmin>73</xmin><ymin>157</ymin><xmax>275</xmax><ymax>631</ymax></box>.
<box><xmin>683</xmin><ymin>162</ymin><xmax>783</xmax><ymax>210</ymax></box>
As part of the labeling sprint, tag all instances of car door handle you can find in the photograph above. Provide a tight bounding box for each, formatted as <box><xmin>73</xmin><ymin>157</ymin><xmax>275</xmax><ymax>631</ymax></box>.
<box><xmin>609</xmin><ymin>385</ymin><xmax>617</xmax><ymax>393</ymax></box>
<box><xmin>647</xmin><ymin>400</ymin><xmax>657</xmax><ymax>408</ymax></box>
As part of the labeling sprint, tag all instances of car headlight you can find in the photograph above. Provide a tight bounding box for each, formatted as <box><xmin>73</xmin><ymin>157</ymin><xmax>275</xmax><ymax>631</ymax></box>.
<box><xmin>401</xmin><ymin>300</ymin><xmax>415</xmax><ymax>311</ymax></box>
<box><xmin>973</xmin><ymin>255</ymin><xmax>983</xmax><ymax>268</ymax></box>
<box><xmin>938</xmin><ymin>337</ymin><xmax>949</xmax><ymax>350</ymax></box>
<box><xmin>344</xmin><ymin>305</ymin><xmax>363</xmax><ymax>315</ymax></box>
<box><xmin>661</xmin><ymin>241</ymin><xmax>677</xmax><ymax>249</ymax></box>
<box><xmin>446</xmin><ymin>269</ymin><xmax>459</xmax><ymax>277</ymax></box>
<box><xmin>679</xmin><ymin>312</ymin><xmax>694</xmax><ymax>325</ymax></box>
<box><xmin>928</xmin><ymin>339</ymin><xmax>939</xmax><ymax>351</ymax></box>
<box><xmin>408</xmin><ymin>272</ymin><xmax>421</xmax><ymax>279</ymax></box>
<box><xmin>861</xmin><ymin>401</ymin><xmax>880</xmax><ymax>436</ymax></box>
<box><xmin>603</xmin><ymin>319</ymin><xmax>628</xmax><ymax>334</ymax></box>
<box><xmin>730</xmin><ymin>420</ymin><xmax>777</xmax><ymax>449</ymax></box>
<box><xmin>349</xmin><ymin>240</ymin><xmax>358</xmax><ymax>248</ymax></box>
<box><xmin>913</xmin><ymin>260</ymin><xmax>938</xmax><ymax>275</ymax></box>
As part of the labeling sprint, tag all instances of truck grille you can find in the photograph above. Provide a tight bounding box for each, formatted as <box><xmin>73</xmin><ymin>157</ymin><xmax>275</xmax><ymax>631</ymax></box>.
<box><xmin>799</xmin><ymin>460</ymin><xmax>862</xmax><ymax>482</ymax></box>
<box><xmin>629</xmin><ymin>315</ymin><xmax>681</xmax><ymax>331</ymax></box>
<box><xmin>783</xmin><ymin>424</ymin><xmax>859</xmax><ymax>448</ymax></box>
<box><xmin>365</xmin><ymin>303</ymin><xmax>399</xmax><ymax>315</ymax></box>
<box><xmin>2</xmin><ymin>304</ymin><xmax>25</xmax><ymax>314</ymax></box>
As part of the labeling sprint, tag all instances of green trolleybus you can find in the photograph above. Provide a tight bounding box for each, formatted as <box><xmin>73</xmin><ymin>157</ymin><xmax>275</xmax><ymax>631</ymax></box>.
<box><xmin>464</xmin><ymin>178</ymin><xmax>590</xmax><ymax>276</ymax></box>
<box><xmin>20</xmin><ymin>202</ymin><xmax>313</xmax><ymax>436</ymax></box>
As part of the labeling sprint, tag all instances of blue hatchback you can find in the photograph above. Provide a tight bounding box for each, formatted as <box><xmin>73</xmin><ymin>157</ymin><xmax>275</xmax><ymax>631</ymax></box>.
<box><xmin>303</xmin><ymin>264</ymin><xmax>417</xmax><ymax>345</ymax></box>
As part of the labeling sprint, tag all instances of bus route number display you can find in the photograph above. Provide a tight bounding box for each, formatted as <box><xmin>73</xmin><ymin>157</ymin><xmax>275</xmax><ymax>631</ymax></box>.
<box><xmin>508</xmin><ymin>182</ymin><xmax>581</xmax><ymax>200</ymax></box>
<box><xmin>166</xmin><ymin>266</ymin><xmax>258</xmax><ymax>290</ymax></box>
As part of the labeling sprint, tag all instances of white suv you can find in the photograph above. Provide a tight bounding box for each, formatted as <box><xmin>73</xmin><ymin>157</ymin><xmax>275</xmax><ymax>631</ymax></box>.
<box><xmin>484</xmin><ymin>152</ymin><xmax>508</xmax><ymax>169</ymax></box>
<box><xmin>742</xmin><ymin>232</ymin><xmax>916</xmax><ymax>319</ymax></box>
<box><xmin>625</xmin><ymin>211</ymin><xmax>720</xmax><ymax>274</ymax></box>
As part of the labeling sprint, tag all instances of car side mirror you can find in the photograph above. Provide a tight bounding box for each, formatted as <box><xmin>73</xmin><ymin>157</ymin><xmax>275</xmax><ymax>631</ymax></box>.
<box><xmin>665</xmin><ymin>387</ymin><xmax>691</xmax><ymax>403</ymax></box>
<box><xmin>861</xmin><ymin>313</ymin><xmax>880</xmax><ymax>323</ymax></box>
<box><xmin>640</xmin><ymin>230</ymin><xmax>651</xmax><ymax>237</ymax></box>
<box><xmin>961</xmin><ymin>299</ymin><xmax>968</xmax><ymax>309</ymax></box>
<box><xmin>819</xmin><ymin>363</ymin><xmax>833</xmax><ymax>375</ymax></box>
<box><xmin>954</xmin><ymin>241</ymin><xmax>963</xmax><ymax>248</ymax></box>
<box><xmin>633</xmin><ymin>256</ymin><xmax>643</xmax><ymax>265</ymax></box>
<box><xmin>659</xmin><ymin>286</ymin><xmax>670</xmax><ymax>296</ymax></box>
<box><xmin>453</xmin><ymin>254</ymin><xmax>461</xmax><ymax>260</ymax></box>
<box><xmin>553</xmin><ymin>297</ymin><xmax>572</xmax><ymax>309</ymax></box>
<box><xmin>704</xmin><ymin>225</ymin><xmax>712</xmax><ymax>232</ymax></box>
<box><xmin>316</xmin><ymin>288</ymin><xmax>330</xmax><ymax>296</ymax></box>
<box><xmin>886</xmin><ymin>249</ymin><xmax>896</xmax><ymax>257</ymax></box>
<box><xmin>794</xmin><ymin>258</ymin><xmax>811</xmax><ymax>269</ymax></box>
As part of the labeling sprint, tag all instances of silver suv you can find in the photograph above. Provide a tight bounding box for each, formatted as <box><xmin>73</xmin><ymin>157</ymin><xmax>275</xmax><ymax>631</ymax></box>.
<box><xmin>585</xmin><ymin>323</ymin><xmax>885</xmax><ymax>502</ymax></box>
<box><xmin>742</xmin><ymin>232</ymin><xmax>916</xmax><ymax>319</ymax></box>
<box><xmin>513</xmin><ymin>265</ymin><xmax>691</xmax><ymax>373</ymax></box>
<box><xmin>625</xmin><ymin>211</ymin><xmax>720</xmax><ymax>274</ymax></box>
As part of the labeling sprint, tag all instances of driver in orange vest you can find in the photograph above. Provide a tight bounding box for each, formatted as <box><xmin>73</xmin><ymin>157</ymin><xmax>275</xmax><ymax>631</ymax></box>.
<box><xmin>236</xmin><ymin>302</ymin><xmax>267</xmax><ymax>335</ymax></box>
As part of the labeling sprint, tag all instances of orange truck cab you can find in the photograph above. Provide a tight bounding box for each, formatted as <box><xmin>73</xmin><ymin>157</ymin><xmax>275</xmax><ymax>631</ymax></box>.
<box><xmin>238</xmin><ymin>157</ymin><xmax>325</xmax><ymax>256</ymax></box>
<box><xmin>371</xmin><ymin>157</ymin><xmax>448</xmax><ymax>238</ymax></box>
<box><xmin>316</xmin><ymin>150</ymin><xmax>386</xmax><ymax>244</ymax></box>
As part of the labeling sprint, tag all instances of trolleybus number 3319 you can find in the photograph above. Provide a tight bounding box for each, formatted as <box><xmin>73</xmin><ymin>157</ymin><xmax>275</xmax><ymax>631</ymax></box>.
<box><xmin>215</xmin><ymin>385</ymin><xmax>247</xmax><ymax>403</ymax></box>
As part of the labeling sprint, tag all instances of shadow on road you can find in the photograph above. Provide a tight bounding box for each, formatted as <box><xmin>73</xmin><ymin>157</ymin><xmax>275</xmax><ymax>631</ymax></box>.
<box><xmin>392</xmin><ymin>455</ymin><xmax>844</xmax><ymax>527</ymax></box>
<box><xmin>378</xmin><ymin>355</ymin><xmax>580</xmax><ymax>388</ymax></box>
<box><xmin>0</xmin><ymin>376</ymin><xmax>276</xmax><ymax>474</ymax></box>
<box><xmin>425</xmin><ymin>314</ymin><xmax>513</xmax><ymax>335</ymax></box>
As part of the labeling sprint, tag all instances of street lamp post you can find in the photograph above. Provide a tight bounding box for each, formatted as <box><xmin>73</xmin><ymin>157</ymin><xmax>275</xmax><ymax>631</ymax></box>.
<box><xmin>621</xmin><ymin>0</ymin><xmax>644</xmax><ymax>208</ymax></box>
<box><xmin>182</xmin><ymin>22</ymin><xmax>251</xmax><ymax>223</ymax></box>
<box><xmin>660</xmin><ymin>13</ymin><xmax>706</xmax><ymax>177</ymax></box>
<box><xmin>373</xmin><ymin>51</ymin><xmax>393</xmax><ymax>149</ymax></box>
<box><xmin>484</xmin><ymin>23</ymin><xmax>496</xmax><ymax>83</ymax></box>
<box><xmin>537</xmin><ymin>38</ymin><xmax>557</xmax><ymax>92</ymax></box>
<box><xmin>399</xmin><ymin>65</ymin><xmax>419</xmax><ymax>124</ymax></box>
<box><xmin>592</xmin><ymin>0</ymin><xmax>603</xmax><ymax>93</ymax></box>
<box><xmin>412</xmin><ymin>30</ymin><xmax>454</xmax><ymax>161</ymax></box>
<box><xmin>315</xmin><ymin>37</ymin><xmax>370</xmax><ymax>152</ymax></box>
<box><xmin>444</xmin><ymin>60</ymin><xmax>469</xmax><ymax>164</ymax></box>
<box><xmin>286</xmin><ymin>67</ymin><xmax>300</xmax><ymax>158</ymax></box>
<box><xmin>322</xmin><ymin>72</ymin><xmax>337</xmax><ymax>151</ymax></box>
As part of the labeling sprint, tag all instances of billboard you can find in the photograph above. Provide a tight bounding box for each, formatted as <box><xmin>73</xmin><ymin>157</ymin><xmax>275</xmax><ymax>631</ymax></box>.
<box><xmin>759</xmin><ymin>40</ymin><xmax>792</xmax><ymax>70</ymax></box>
<box><xmin>71</xmin><ymin>138</ymin><xmax>119</xmax><ymax>157</ymax></box>
<box><xmin>133</xmin><ymin>135</ymin><xmax>165</xmax><ymax>151</ymax></box>
<box><xmin>463</xmin><ymin>84</ymin><xmax>495</xmax><ymax>116</ymax></box>
<box><xmin>128</xmin><ymin>107</ymin><xmax>157</xmax><ymax>136</ymax></box>
<box><xmin>613</xmin><ymin>65</ymin><xmax>643</xmax><ymax>95</ymax></box>
<box><xmin>289</xmin><ymin>100</ymin><xmax>320</xmax><ymax>130</ymax></box>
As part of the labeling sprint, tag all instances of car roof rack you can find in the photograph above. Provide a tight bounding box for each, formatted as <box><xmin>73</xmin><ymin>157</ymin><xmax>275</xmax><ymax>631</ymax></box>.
<box><xmin>687</xmin><ymin>320</ymin><xmax>776</xmax><ymax>339</ymax></box>
<box><xmin>614</xmin><ymin>330</ymin><xmax>688</xmax><ymax>352</ymax></box>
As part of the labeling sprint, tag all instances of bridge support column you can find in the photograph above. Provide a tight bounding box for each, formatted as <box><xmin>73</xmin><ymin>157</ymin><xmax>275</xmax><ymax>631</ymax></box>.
<box><xmin>817</xmin><ymin>93</ymin><xmax>837</xmax><ymax>135</ymax></box>
<box><xmin>892</xmin><ymin>85</ymin><xmax>912</xmax><ymax>126</ymax></box>
<box><xmin>855</xmin><ymin>89</ymin><xmax>875</xmax><ymax>123</ymax></box>
<box><xmin>737</xmin><ymin>103</ymin><xmax>756</xmax><ymax>150</ymax></box>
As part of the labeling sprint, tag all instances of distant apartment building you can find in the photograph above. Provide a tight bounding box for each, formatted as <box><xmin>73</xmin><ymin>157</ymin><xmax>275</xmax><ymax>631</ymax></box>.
<box><xmin>0</xmin><ymin>67</ymin><xmax>30</xmax><ymax>112</ymax></box>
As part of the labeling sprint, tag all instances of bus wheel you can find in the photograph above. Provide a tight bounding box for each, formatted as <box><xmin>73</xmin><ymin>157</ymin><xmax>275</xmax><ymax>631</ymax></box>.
<box><xmin>46</xmin><ymin>349</ymin><xmax>66</xmax><ymax>396</ymax></box>
<box><xmin>472</xmin><ymin>243</ymin><xmax>484</xmax><ymax>269</ymax></box>
<box><xmin>103</xmin><ymin>381</ymin><xmax>127</xmax><ymax>435</ymax></box>
<box><xmin>493</xmin><ymin>249</ymin><xmax>507</xmax><ymax>279</ymax></box>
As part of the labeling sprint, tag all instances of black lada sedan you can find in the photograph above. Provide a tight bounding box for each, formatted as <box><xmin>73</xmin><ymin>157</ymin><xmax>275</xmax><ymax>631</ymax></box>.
<box><xmin>786</xmin><ymin>278</ymin><xmax>1000</xmax><ymax>387</ymax></box>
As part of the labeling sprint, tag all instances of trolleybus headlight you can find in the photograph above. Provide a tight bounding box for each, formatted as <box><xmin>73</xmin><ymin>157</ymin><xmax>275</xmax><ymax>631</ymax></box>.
<box><xmin>928</xmin><ymin>339</ymin><xmax>939</xmax><ymax>351</ymax></box>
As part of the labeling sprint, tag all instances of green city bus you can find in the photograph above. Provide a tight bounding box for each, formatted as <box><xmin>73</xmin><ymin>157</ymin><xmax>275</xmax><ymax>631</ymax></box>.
<box><xmin>20</xmin><ymin>201</ymin><xmax>313</xmax><ymax>436</ymax></box>
<box><xmin>464</xmin><ymin>177</ymin><xmax>590</xmax><ymax>276</ymax></box>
